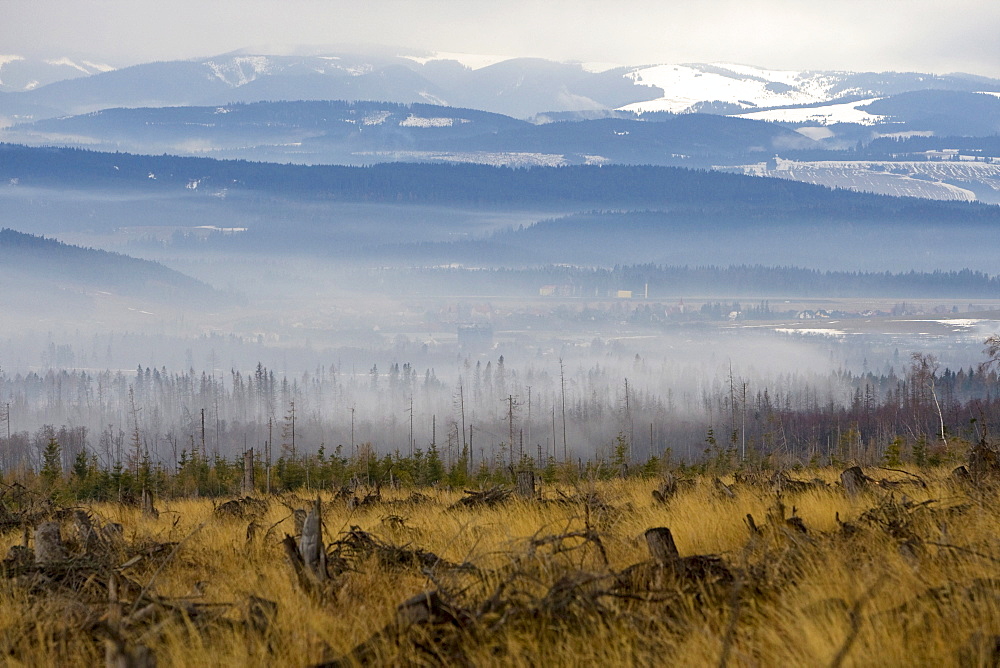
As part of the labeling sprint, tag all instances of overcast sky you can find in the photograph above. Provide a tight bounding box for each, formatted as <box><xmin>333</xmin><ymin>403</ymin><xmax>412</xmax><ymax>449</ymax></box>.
<box><xmin>4</xmin><ymin>0</ymin><xmax>1000</xmax><ymax>77</ymax></box>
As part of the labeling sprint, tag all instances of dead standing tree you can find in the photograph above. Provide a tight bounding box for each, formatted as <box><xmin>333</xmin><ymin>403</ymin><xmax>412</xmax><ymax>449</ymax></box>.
<box><xmin>910</xmin><ymin>353</ymin><xmax>947</xmax><ymax>453</ymax></box>
<box><xmin>282</xmin><ymin>498</ymin><xmax>335</xmax><ymax>598</ymax></box>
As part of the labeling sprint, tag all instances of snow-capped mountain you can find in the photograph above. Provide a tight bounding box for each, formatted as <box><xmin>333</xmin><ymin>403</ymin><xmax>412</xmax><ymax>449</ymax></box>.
<box><xmin>5</xmin><ymin>48</ymin><xmax>998</xmax><ymax>125</ymax></box>
<box><xmin>0</xmin><ymin>55</ymin><xmax>114</xmax><ymax>92</ymax></box>
<box><xmin>0</xmin><ymin>49</ymin><xmax>657</xmax><ymax>121</ymax></box>
<box><xmin>618</xmin><ymin>62</ymin><xmax>1000</xmax><ymax>123</ymax></box>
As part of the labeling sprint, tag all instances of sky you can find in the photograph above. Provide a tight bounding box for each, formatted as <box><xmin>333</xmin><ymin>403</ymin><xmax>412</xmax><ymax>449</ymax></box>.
<box><xmin>3</xmin><ymin>0</ymin><xmax>1000</xmax><ymax>77</ymax></box>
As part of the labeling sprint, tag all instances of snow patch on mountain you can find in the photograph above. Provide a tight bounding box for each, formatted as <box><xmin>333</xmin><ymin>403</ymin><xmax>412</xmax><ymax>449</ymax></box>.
<box><xmin>81</xmin><ymin>60</ymin><xmax>115</xmax><ymax>73</ymax></box>
<box><xmin>403</xmin><ymin>51</ymin><xmax>511</xmax><ymax>70</ymax></box>
<box><xmin>735</xmin><ymin>98</ymin><xmax>886</xmax><ymax>125</ymax></box>
<box><xmin>419</xmin><ymin>92</ymin><xmax>449</xmax><ymax>106</ymax></box>
<box><xmin>400</xmin><ymin>115</ymin><xmax>468</xmax><ymax>127</ymax></box>
<box><xmin>362</xmin><ymin>111</ymin><xmax>391</xmax><ymax>126</ymax></box>
<box><xmin>578</xmin><ymin>62</ymin><xmax>623</xmax><ymax>74</ymax></box>
<box><xmin>355</xmin><ymin>150</ymin><xmax>565</xmax><ymax>167</ymax></box>
<box><xmin>618</xmin><ymin>63</ymin><xmax>854</xmax><ymax>114</ymax></box>
<box><xmin>724</xmin><ymin>157</ymin><xmax>992</xmax><ymax>201</ymax></box>
<box><xmin>204</xmin><ymin>56</ymin><xmax>274</xmax><ymax>86</ymax></box>
<box><xmin>44</xmin><ymin>58</ymin><xmax>94</xmax><ymax>74</ymax></box>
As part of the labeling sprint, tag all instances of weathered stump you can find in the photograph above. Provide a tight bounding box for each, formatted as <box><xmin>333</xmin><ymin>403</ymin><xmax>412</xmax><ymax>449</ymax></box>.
<box><xmin>141</xmin><ymin>489</ymin><xmax>158</xmax><ymax>519</ymax></box>
<box><xmin>644</xmin><ymin>527</ymin><xmax>680</xmax><ymax>565</ymax></box>
<box><xmin>515</xmin><ymin>470</ymin><xmax>536</xmax><ymax>500</ymax></box>
<box><xmin>284</xmin><ymin>498</ymin><xmax>331</xmax><ymax>597</ymax></box>
<box><xmin>34</xmin><ymin>522</ymin><xmax>67</xmax><ymax>564</ymax></box>
<box><xmin>841</xmin><ymin>466</ymin><xmax>870</xmax><ymax>495</ymax></box>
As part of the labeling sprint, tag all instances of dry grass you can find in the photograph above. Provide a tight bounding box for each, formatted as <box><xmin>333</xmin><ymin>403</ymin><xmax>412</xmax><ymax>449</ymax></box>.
<box><xmin>2</xmin><ymin>467</ymin><xmax>1000</xmax><ymax>666</ymax></box>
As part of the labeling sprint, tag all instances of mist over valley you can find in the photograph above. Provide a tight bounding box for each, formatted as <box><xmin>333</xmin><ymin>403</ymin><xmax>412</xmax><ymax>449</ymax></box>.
<box><xmin>2</xmin><ymin>43</ymin><xmax>1000</xmax><ymax>472</ymax></box>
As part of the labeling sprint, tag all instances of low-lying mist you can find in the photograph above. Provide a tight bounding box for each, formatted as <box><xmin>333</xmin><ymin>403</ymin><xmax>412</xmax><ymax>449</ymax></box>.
<box><xmin>4</xmin><ymin>171</ymin><xmax>1000</xmax><ymax>471</ymax></box>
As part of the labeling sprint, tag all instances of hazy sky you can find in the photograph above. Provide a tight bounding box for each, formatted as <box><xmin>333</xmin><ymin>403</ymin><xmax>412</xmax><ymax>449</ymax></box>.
<box><xmin>4</xmin><ymin>0</ymin><xmax>1000</xmax><ymax>76</ymax></box>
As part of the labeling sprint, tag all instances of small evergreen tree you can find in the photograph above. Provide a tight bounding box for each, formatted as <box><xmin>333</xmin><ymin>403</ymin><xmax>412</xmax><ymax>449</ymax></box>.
<box><xmin>40</xmin><ymin>437</ymin><xmax>62</xmax><ymax>492</ymax></box>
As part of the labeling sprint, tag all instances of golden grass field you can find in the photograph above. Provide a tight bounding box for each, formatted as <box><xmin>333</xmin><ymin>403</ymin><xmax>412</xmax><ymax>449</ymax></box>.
<box><xmin>1</xmin><ymin>467</ymin><xmax>999</xmax><ymax>667</ymax></box>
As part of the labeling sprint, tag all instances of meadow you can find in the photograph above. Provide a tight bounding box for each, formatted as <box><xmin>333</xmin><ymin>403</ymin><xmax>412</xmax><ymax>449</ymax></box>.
<box><xmin>1</xmin><ymin>462</ymin><xmax>999</xmax><ymax>667</ymax></box>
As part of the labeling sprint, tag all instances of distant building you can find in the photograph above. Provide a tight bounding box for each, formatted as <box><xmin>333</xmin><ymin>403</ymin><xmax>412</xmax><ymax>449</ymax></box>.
<box><xmin>616</xmin><ymin>290</ymin><xmax>633</xmax><ymax>299</ymax></box>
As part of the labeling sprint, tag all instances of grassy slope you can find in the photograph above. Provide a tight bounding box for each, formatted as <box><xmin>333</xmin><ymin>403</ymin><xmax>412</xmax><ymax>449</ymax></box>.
<box><xmin>0</xmin><ymin>468</ymin><xmax>997</xmax><ymax>666</ymax></box>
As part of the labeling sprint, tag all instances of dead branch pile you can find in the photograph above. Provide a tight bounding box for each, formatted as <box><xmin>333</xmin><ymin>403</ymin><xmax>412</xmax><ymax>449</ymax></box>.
<box><xmin>2</xmin><ymin>508</ymin><xmax>276</xmax><ymax>666</ymax></box>
<box><xmin>332</xmin><ymin>526</ymin><xmax>474</xmax><ymax>574</ymax></box>
<box><xmin>314</xmin><ymin>473</ymin><xmax>991</xmax><ymax>666</ymax></box>
<box><xmin>651</xmin><ymin>473</ymin><xmax>694</xmax><ymax>505</ymax></box>
<box><xmin>733</xmin><ymin>469</ymin><xmax>827</xmax><ymax>494</ymax></box>
<box><xmin>317</xmin><ymin>522</ymin><xmax>738</xmax><ymax>667</ymax></box>
<box><xmin>449</xmin><ymin>486</ymin><xmax>511</xmax><ymax>510</ymax></box>
<box><xmin>213</xmin><ymin>496</ymin><xmax>269</xmax><ymax>520</ymax></box>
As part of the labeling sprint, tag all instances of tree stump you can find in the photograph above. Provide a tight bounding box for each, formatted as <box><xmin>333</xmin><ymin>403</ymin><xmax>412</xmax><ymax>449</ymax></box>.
<box><xmin>299</xmin><ymin>498</ymin><xmax>325</xmax><ymax>578</ymax></box>
<box><xmin>515</xmin><ymin>470</ymin><xmax>536</xmax><ymax>500</ymax></box>
<box><xmin>644</xmin><ymin>527</ymin><xmax>680</xmax><ymax>566</ymax></box>
<box><xmin>34</xmin><ymin>522</ymin><xmax>67</xmax><ymax>564</ymax></box>
<box><xmin>840</xmin><ymin>466</ymin><xmax>870</xmax><ymax>495</ymax></box>
<box><xmin>141</xmin><ymin>489</ymin><xmax>158</xmax><ymax>519</ymax></box>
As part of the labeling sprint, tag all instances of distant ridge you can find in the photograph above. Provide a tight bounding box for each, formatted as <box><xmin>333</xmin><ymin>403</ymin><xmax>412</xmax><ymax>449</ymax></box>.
<box><xmin>2</xmin><ymin>49</ymin><xmax>998</xmax><ymax>121</ymax></box>
<box><xmin>0</xmin><ymin>227</ymin><xmax>217</xmax><ymax>303</ymax></box>
<box><xmin>1</xmin><ymin>143</ymin><xmax>999</xmax><ymax>223</ymax></box>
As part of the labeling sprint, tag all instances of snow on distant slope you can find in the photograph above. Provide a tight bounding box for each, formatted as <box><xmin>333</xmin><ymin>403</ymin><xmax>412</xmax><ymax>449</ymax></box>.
<box><xmin>204</xmin><ymin>56</ymin><xmax>274</xmax><ymax>86</ymax></box>
<box><xmin>0</xmin><ymin>55</ymin><xmax>117</xmax><ymax>92</ymax></box>
<box><xmin>403</xmin><ymin>51</ymin><xmax>512</xmax><ymax>70</ymax></box>
<box><xmin>618</xmin><ymin>63</ymin><xmax>851</xmax><ymax>114</ymax></box>
<box><xmin>578</xmin><ymin>62</ymin><xmax>623</xmax><ymax>74</ymax></box>
<box><xmin>80</xmin><ymin>60</ymin><xmax>115</xmax><ymax>73</ymax></box>
<box><xmin>724</xmin><ymin>158</ymin><xmax>996</xmax><ymax>201</ymax></box>
<box><xmin>44</xmin><ymin>58</ymin><xmax>96</xmax><ymax>75</ymax></box>
<box><xmin>400</xmin><ymin>115</ymin><xmax>468</xmax><ymax>127</ymax></box>
<box><xmin>735</xmin><ymin>98</ymin><xmax>887</xmax><ymax>125</ymax></box>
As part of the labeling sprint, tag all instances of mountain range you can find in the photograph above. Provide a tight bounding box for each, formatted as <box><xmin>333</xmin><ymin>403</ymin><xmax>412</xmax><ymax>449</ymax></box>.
<box><xmin>4</xmin><ymin>47</ymin><xmax>1000</xmax><ymax>204</ymax></box>
<box><xmin>2</xmin><ymin>48</ymin><xmax>998</xmax><ymax>124</ymax></box>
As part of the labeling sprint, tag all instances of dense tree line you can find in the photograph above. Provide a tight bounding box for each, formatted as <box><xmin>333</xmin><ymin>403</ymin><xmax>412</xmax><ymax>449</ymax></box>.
<box><xmin>0</xmin><ymin>228</ymin><xmax>216</xmax><ymax>300</ymax></box>
<box><xmin>3</xmin><ymin>144</ymin><xmax>1000</xmax><ymax>224</ymax></box>
<box><xmin>388</xmin><ymin>262</ymin><xmax>1000</xmax><ymax>299</ymax></box>
<box><xmin>3</xmin><ymin>346</ymin><xmax>1000</xmax><ymax>497</ymax></box>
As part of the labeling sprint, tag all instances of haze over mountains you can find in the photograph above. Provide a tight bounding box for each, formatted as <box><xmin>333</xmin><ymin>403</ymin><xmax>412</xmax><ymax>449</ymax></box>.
<box><xmin>4</xmin><ymin>47</ymin><xmax>1000</xmax><ymax>203</ymax></box>
<box><xmin>2</xmin><ymin>48</ymin><xmax>998</xmax><ymax>120</ymax></box>
<box><xmin>5</xmin><ymin>45</ymin><xmax>1000</xmax><ymax>326</ymax></box>
<box><xmin>4</xmin><ymin>36</ymin><xmax>1000</xmax><ymax>467</ymax></box>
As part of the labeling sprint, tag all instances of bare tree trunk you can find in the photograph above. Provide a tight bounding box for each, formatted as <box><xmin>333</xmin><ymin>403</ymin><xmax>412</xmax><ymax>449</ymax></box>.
<box><xmin>243</xmin><ymin>448</ymin><xmax>255</xmax><ymax>494</ymax></box>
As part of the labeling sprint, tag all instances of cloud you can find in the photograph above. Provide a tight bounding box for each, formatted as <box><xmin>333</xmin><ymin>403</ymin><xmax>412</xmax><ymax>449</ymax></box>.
<box><xmin>2</xmin><ymin>0</ymin><xmax>1000</xmax><ymax>77</ymax></box>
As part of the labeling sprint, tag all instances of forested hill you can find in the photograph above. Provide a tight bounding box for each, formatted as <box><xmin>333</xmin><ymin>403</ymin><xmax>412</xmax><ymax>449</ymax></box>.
<box><xmin>3</xmin><ymin>143</ymin><xmax>1000</xmax><ymax>225</ymax></box>
<box><xmin>0</xmin><ymin>228</ymin><xmax>217</xmax><ymax>302</ymax></box>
